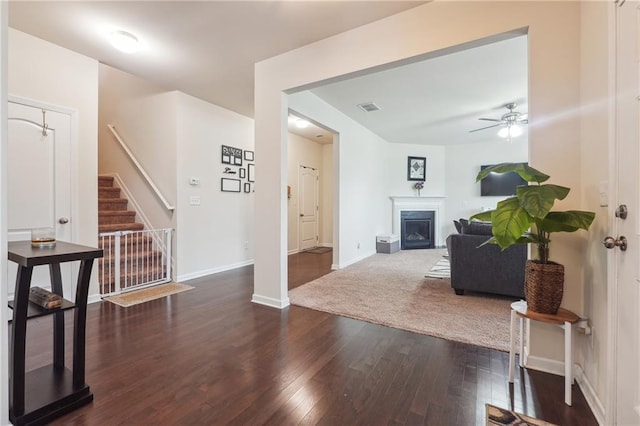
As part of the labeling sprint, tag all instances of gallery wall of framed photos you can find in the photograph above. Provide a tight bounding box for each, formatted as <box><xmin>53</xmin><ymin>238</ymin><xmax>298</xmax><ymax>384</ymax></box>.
<box><xmin>221</xmin><ymin>144</ymin><xmax>254</xmax><ymax>193</ymax></box>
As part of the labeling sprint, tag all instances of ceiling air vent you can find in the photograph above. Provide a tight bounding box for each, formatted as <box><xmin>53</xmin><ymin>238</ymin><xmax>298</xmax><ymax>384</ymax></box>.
<box><xmin>357</xmin><ymin>102</ymin><xmax>381</xmax><ymax>112</ymax></box>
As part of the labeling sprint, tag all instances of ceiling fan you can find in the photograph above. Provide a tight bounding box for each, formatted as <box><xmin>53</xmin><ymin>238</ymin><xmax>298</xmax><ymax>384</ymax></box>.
<box><xmin>469</xmin><ymin>102</ymin><xmax>528</xmax><ymax>139</ymax></box>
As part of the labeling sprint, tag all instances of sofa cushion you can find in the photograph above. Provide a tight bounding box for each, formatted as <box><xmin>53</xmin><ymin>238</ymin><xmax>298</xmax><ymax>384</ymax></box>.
<box><xmin>453</xmin><ymin>220</ymin><xmax>462</xmax><ymax>233</ymax></box>
<box><xmin>461</xmin><ymin>220</ymin><xmax>493</xmax><ymax>236</ymax></box>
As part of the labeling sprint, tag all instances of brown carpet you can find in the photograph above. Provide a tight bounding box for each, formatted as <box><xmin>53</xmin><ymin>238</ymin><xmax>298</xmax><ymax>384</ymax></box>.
<box><xmin>104</xmin><ymin>282</ymin><xmax>194</xmax><ymax>307</ymax></box>
<box><xmin>289</xmin><ymin>249</ymin><xmax>519</xmax><ymax>352</ymax></box>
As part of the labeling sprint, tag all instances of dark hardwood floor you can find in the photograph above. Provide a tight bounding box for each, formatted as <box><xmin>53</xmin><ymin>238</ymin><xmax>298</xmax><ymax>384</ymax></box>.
<box><xmin>17</xmin><ymin>249</ymin><xmax>596</xmax><ymax>425</ymax></box>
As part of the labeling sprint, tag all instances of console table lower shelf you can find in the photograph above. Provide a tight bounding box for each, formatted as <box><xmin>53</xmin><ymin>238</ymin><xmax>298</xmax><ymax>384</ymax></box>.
<box><xmin>12</xmin><ymin>365</ymin><xmax>93</xmax><ymax>426</ymax></box>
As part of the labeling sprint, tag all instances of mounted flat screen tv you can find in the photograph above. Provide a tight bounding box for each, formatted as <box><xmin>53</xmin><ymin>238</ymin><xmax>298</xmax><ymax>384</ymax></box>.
<box><xmin>480</xmin><ymin>164</ymin><xmax>528</xmax><ymax>196</ymax></box>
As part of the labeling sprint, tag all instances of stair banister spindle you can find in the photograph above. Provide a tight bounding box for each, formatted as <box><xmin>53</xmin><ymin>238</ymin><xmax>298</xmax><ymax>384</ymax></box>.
<box><xmin>107</xmin><ymin>124</ymin><xmax>175</xmax><ymax>212</ymax></box>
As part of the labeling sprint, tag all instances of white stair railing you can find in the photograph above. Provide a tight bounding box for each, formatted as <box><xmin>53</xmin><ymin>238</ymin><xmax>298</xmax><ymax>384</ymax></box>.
<box><xmin>107</xmin><ymin>124</ymin><xmax>175</xmax><ymax>211</ymax></box>
<box><xmin>98</xmin><ymin>228</ymin><xmax>173</xmax><ymax>296</ymax></box>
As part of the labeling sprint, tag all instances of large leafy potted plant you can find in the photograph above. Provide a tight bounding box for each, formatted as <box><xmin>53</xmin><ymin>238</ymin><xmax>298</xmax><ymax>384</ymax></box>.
<box><xmin>471</xmin><ymin>163</ymin><xmax>595</xmax><ymax>314</ymax></box>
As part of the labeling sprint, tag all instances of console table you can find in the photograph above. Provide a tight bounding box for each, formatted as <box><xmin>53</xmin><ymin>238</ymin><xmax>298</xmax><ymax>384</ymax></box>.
<box><xmin>508</xmin><ymin>300</ymin><xmax>580</xmax><ymax>406</ymax></box>
<box><xmin>8</xmin><ymin>241</ymin><xmax>103</xmax><ymax>426</ymax></box>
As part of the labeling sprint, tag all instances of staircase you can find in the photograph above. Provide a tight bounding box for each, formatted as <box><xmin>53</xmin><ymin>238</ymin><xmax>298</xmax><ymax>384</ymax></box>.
<box><xmin>98</xmin><ymin>176</ymin><xmax>171</xmax><ymax>295</ymax></box>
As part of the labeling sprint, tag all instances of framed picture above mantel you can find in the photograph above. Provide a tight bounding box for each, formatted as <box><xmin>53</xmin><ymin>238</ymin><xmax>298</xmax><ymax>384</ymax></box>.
<box><xmin>407</xmin><ymin>156</ymin><xmax>426</xmax><ymax>181</ymax></box>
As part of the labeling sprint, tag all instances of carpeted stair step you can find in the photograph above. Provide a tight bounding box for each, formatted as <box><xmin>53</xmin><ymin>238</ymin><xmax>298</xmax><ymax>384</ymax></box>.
<box><xmin>99</xmin><ymin>198</ymin><xmax>129</xmax><ymax>211</ymax></box>
<box><xmin>99</xmin><ymin>187</ymin><xmax>121</xmax><ymax>199</ymax></box>
<box><xmin>99</xmin><ymin>222</ymin><xmax>145</xmax><ymax>233</ymax></box>
<box><xmin>99</xmin><ymin>211</ymin><xmax>137</xmax><ymax>225</ymax></box>
<box><xmin>98</xmin><ymin>265</ymin><xmax>168</xmax><ymax>289</ymax></box>
<box><xmin>99</xmin><ymin>234</ymin><xmax>154</xmax><ymax>248</ymax></box>
<box><xmin>100</xmin><ymin>250</ymin><xmax>164</xmax><ymax>268</ymax></box>
<box><xmin>98</xmin><ymin>176</ymin><xmax>115</xmax><ymax>188</ymax></box>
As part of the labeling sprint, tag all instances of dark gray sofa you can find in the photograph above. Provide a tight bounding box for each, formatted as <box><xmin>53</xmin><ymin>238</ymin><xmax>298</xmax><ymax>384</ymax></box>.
<box><xmin>445</xmin><ymin>231</ymin><xmax>526</xmax><ymax>298</ymax></box>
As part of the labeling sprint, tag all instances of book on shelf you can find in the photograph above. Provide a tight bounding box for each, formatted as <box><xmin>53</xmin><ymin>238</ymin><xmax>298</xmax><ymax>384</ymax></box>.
<box><xmin>29</xmin><ymin>286</ymin><xmax>62</xmax><ymax>309</ymax></box>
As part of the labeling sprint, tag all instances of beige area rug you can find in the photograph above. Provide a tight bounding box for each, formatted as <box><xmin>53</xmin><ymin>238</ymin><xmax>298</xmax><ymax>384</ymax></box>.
<box><xmin>104</xmin><ymin>283</ymin><xmax>194</xmax><ymax>307</ymax></box>
<box><xmin>289</xmin><ymin>249</ymin><xmax>519</xmax><ymax>352</ymax></box>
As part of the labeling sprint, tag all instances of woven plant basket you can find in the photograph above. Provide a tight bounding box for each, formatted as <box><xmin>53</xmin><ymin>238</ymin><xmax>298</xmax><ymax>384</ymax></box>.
<box><xmin>524</xmin><ymin>259</ymin><xmax>564</xmax><ymax>314</ymax></box>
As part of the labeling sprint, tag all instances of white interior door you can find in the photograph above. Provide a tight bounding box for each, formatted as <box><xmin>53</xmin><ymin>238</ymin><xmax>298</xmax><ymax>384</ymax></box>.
<box><xmin>299</xmin><ymin>165</ymin><xmax>319</xmax><ymax>251</ymax></box>
<box><xmin>7</xmin><ymin>100</ymin><xmax>73</xmax><ymax>297</ymax></box>
<box><xmin>613</xmin><ymin>1</ymin><xmax>640</xmax><ymax>424</ymax></box>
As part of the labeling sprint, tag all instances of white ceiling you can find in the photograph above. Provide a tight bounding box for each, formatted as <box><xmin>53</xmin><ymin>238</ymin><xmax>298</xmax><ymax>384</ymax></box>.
<box><xmin>8</xmin><ymin>0</ymin><xmax>424</xmax><ymax>118</ymax></box>
<box><xmin>309</xmin><ymin>35</ymin><xmax>528</xmax><ymax>145</ymax></box>
<box><xmin>7</xmin><ymin>1</ymin><xmax>527</xmax><ymax>147</ymax></box>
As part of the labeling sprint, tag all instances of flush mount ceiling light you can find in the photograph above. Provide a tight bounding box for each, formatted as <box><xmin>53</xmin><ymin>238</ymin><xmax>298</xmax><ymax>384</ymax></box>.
<box><xmin>295</xmin><ymin>119</ymin><xmax>310</xmax><ymax>129</ymax></box>
<box><xmin>110</xmin><ymin>30</ymin><xmax>139</xmax><ymax>54</ymax></box>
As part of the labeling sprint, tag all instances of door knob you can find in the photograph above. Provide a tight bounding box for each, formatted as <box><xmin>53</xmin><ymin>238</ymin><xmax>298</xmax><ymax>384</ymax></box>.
<box><xmin>58</xmin><ymin>217</ymin><xmax>69</xmax><ymax>224</ymax></box>
<box><xmin>603</xmin><ymin>236</ymin><xmax>627</xmax><ymax>251</ymax></box>
<box><xmin>615</xmin><ymin>204</ymin><xmax>628</xmax><ymax>220</ymax></box>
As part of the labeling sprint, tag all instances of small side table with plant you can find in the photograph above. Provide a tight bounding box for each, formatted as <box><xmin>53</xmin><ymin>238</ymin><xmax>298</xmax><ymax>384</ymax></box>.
<box><xmin>472</xmin><ymin>162</ymin><xmax>595</xmax><ymax>314</ymax></box>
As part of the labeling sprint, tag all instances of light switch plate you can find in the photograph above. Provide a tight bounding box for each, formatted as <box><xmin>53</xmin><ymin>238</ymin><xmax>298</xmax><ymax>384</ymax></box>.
<box><xmin>189</xmin><ymin>177</ymin><xmax>200</xmax><ymax>186</ymax></box>
<box><xmin>189</xmin><ymin>195</ymin><xmax>201</xmax><ymax>206</ymax></box>
<box><xmin>599</xmin><ymin>180</ymin><xmax>608</xmax><ymax>207</ymax></box>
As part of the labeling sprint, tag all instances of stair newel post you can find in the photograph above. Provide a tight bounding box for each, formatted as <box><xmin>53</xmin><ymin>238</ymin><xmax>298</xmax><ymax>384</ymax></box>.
<box><xmin>114</xmin><ymin>231</ymin><xmax>121</xmax><ymax>293</ymax></box>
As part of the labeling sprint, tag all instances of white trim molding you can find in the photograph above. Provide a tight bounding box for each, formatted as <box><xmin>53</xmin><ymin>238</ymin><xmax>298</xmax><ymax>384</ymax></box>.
<box><xmin>331</xmin><ymin>250</ymin><xmax>375</xmax><ymax>270</ymax></box>
<box><xmin>177</xmin><ymin>259</ymin><xmax>254</xmax><ymax>283</ymax></box>
<box><xmin>390</xmin><ymin>196</ymin><xmax>446</xmax><ymax>248</ymax></box>
<box><xmin>251</xmin><ymin>294</ymin><xmax>290</xmax><ymax>309</ymax></box>
<box><xmin>526</xmin><ymin>356</ymin><xmax>605</xmax><ymax>424</ymax></box>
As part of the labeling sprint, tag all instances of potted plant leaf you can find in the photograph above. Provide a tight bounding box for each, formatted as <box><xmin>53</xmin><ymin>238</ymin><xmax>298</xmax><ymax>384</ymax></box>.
<box><xmin>471</xmin><ymin>162</ymin><xmax>595</xmax><ymax>314</ymax></box>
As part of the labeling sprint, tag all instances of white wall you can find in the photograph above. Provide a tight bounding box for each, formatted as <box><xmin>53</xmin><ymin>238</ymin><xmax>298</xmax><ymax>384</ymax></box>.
<box><xmin>387</xmin><ymin>143</ymin><xmax>445</xmax><ymax>197</ymax></box>
<box><xmin>99</xmin><ymin>67</ymin><xmax>256</xmax><ymax>281</ymax></box>
<box><xmin>0</xmin><ymin>4</ymin><xmax>8</xmax><ymax>424</ymax></box>
<box><xmin>98</xmin><ymin>64</ymin><xmax>176</xmax><ymax>232</ymax></box>
<box><xmin>9</xmin><ymin>28</ymin><xmax>99</xmax><ymax>247</ymax></box>
<box><xmin>288</xmin><ymin>91</ymin><xmax>391</xmax><ymax>269</ymax></box>
<box><xmin>8</xmin><ymin>28</ymin><xmax>99</xmax><ymax>292</ymax></box>
<box><xmin>287</xmin><ymin>132</ymin><xmax>324</xmax><ymax>253</ymax></box>
<box><xmin>255</xmin><ymin>0</ymin><xmax>604</xmax><ymax>408</ymax></box>
<box><xmin>444</xmin><ymin>140</ymin><xmax>528</xmax><ymax>236</ymax></box>
<box><xmin>175</xmin><ymin>92</ymin><xmax>255</xmax><ymax>280</ymax></box>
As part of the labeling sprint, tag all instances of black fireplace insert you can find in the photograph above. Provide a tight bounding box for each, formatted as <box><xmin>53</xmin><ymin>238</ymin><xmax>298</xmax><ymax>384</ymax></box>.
<box><xmin>400</xmin><ymin>210</ymin><xmax>435</xmax><ymax>250</ymax></box>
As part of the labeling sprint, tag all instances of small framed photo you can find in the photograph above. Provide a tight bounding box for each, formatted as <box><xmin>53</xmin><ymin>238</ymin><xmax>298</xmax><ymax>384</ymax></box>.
<box><xmin>244</xmin><ymin>150</ymin><xmax>254</xmax><ymax>161</ymax></box>
<box><xmin>407</xmin><ymin>156</ymin><xmax>426</xmax><ymax>181</ymax></box>
<box><xmin>248</xmin><ymin>163</ymin><xmax>255</xmax><ymax>182</ymax></box>
<box><xmin>221</xmin><ymin>178</ymin><xmax>241</xmax><ymax>192</ymax></box>
<box><xmin>239</xmin><ymin>168</ymin><xmax>246</xmax><ymax>179</ymax></box>
<box><xmin>222</xmin><ymin>145</ymin><xmax>242</xmax><ymax>166</ymax></box>
<box><xmin>244</xmin><ymin>183</ymin><xmax>251</xmax><ymax>193</ymax></box>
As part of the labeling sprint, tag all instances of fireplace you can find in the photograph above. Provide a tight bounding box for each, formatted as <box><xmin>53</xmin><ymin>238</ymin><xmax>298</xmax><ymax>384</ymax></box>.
<box><xmin>400</xmin><ymin>210</ymin><xmax>435</xmax><ymax>250</ymax></box>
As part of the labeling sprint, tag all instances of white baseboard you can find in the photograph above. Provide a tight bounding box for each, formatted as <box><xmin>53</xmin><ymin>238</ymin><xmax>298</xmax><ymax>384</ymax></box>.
<box><xmin>574</xmin><ymin>365</ymin><xmax>606</xmax><ymax>425</ymax></box>
<box><xmin>320</xmin><ymin>242</ymin><xmax>333</xmax><ymax>248</ymax></box>
<box><xmin>526</xmin><ymin>356</ymin><xmax>605</xmax><ymax>424</ymax></box>
<box><xmin>177</xmin><ymin>259</ymin><xmax>254</xmax><ymax>282</ymax></box>
<box><xmin>525</xmin><ymin>354</ymin><xmax>564</xmax><ymax>376</ymax></box>
<box><xmin>88</xmin><ymin>294</ymin><xmax>103</xmax><ymax>305</ymax></box>
<box><xmin>288</xmin><ymin>249</ymin><xmax>299</xmax><ymax>255</ymax></box>
<box><xmin>251</xmin><ymin>294</ymin><xmax>290</xmax><ymax>309</ymax></box>
<box><xmin>332</xmin><ymin>250</ymin><xmax>375</xmax><ymax>270</ymax></box>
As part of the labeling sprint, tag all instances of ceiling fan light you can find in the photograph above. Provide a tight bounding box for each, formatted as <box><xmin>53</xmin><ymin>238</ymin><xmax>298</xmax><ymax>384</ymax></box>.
<box><xmin>509</xmin><ymin>124</ymin><xmax>523</xmax><ymax>137</ymax></box>
<box><xmin>497</xmin><ymin>127</ymin><xmax>509</xmax><ymax>138</ymax></box>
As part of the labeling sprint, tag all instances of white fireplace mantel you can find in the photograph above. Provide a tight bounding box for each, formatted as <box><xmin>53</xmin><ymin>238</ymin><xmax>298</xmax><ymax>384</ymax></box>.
<box><xmin>390</xmin><ymin>196</ymin><xmax>446</xmax><ymax>248</ymax></box>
